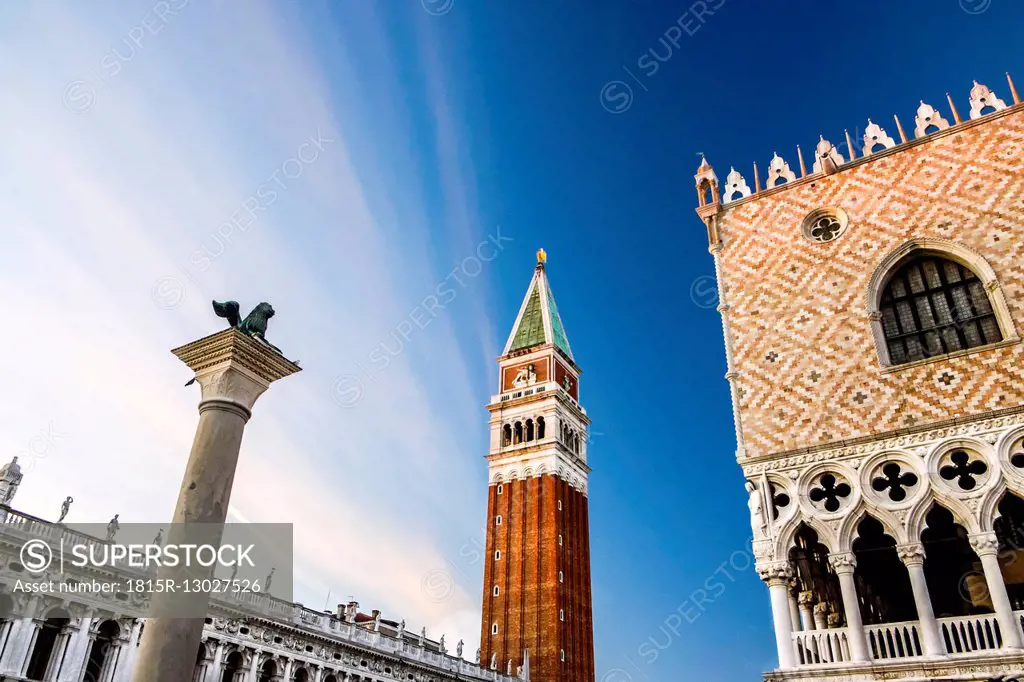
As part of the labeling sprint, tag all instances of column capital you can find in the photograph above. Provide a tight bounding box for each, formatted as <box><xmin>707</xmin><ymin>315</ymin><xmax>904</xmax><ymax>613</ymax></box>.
<box><xmin>172</xmin><ymin>329</ymin><xmax>301</xmax><ymax>414</ymax></box>
<box><xmin>896</xmin><ymin>542</ymin><xmax>926</xmax><ymax>566</ymax></box>
<box><xmin>827</xmin><ymin>552</ymin><xmax>857</xmax><ymax>574</ymax></box>
<box><xmin>797</xmin><ymin>590</ymin><xmax>816</xmax><ymax>607</ymax></box>
<box><xmin>756</xmin><ymin>561</ymin><xmax>793</xmax><ymax>586</ymax></box>
<box><xmin>969</xmin><ymin>531</ymin><xmax>1000</xmax><ymax>557</ymax></box>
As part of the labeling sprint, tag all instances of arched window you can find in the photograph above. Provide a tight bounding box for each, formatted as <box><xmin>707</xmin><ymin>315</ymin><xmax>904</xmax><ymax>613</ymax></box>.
<box><xmin>537</xmin><ymin>417</ymin><xmax>546</xmax><ymax>439</ymax></box>
<box><xmin>513</xmin><ymin>422</ymin><xmax>523</xmax><ymax>445</ymax></box>
<box><xmin>525</xmin><ymin>419</ymin><xmax>535</xmax><ymax>442</ymax></box>
<box><xmin>880</xmin><ymin>254</ymin><xmax>1002</xmax><ymax>365</ymax></box>
<box><xmin>502</xmin><ymin>424</ymin><xmax>512</xmax><ymax>447</ymax></box>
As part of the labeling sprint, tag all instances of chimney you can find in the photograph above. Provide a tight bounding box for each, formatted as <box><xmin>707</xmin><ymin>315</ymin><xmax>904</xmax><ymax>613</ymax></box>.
<box><xmin>346</xmin><ymin>601</ymin><xmax>359</xmax><ymax>622</ymax></box>
<box><xmin>371</xmin><ymin>609</ymin><xmax>381</xmax><ymax>620</ymax></box>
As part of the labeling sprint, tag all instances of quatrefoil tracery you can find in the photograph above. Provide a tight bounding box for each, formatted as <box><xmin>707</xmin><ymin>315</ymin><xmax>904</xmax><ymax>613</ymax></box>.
<box><xmin>809</xmin><ymin>474</ymin><xmax>851</xmax><ymax>513</ymax></box>
<box><xmin>939</xmin><ymin>450</ymin><xmax>988</xmax><ymax>491</ymax></box>
<box><xmin>769</xmin><ymin>484</ymin><xmax>790</xmax><ymax>520</ymax></box>
<box><xmin>871</xmin><ymin>462</ymin><xmax>919</xmax><ymax>502</ymax></box>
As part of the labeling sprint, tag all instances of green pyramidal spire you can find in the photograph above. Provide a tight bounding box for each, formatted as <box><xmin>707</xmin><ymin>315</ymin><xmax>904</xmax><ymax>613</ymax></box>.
<box><xmin>503</xmin><ymin>249</ymin><xmax>574</xmax><ymax>361</ymax></box>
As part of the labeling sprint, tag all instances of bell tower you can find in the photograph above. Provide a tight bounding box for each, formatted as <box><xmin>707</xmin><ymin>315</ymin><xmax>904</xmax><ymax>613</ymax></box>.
<box><xmin>479</xmin><ymin>249</ymin><xmax>595</xmax><ymax>682</ymax></box>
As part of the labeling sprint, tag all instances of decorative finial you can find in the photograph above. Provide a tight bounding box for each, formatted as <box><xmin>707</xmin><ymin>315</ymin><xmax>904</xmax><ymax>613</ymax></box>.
<box><xmin>536</xmin><ymin>248</ymin><xmax>547</xmax><ymax>265</ymax></box>
<box><xmin>1008</xmin><ymin>72</ymin><xmax>1021</xmax><ymax>105</ymax></box>
<box><xmin>947</xmin><ymin>92</ymin><xmax>963</xmax><ymax>124</ymax></box>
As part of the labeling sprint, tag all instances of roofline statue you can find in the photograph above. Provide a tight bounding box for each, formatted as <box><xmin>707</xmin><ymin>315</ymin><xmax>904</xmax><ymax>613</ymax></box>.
<box><xmin>212</xmin><ymin>300</ymin><xmax>283</xmax><ymax>355</ymax></box>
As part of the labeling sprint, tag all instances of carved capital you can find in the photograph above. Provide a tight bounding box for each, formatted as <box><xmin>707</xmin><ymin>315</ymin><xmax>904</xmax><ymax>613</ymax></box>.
<box><xmin>797</xmin><ymin>590</ymin><xmax>816</xmax><ymax>607</ymax></box>
<box><xmin>969</xmin><ymin>532</ymin><xmax>1000</xmax><ymax>557</ymax></box>
<box><xmin>827</xmin><ymin>552</ymin><xmax>857</xmax><ymax>574</ymax></box>
<box><xmin>756</xmin><ymin>561</ymin><xmax>793</xmax><ymax>586</ymax></box>
<box><xmin>813</xmin><ymin>601</ymin><xmax>830</xmax><ymax>616</ymax></box>
<box><xmin>896</xmin><ymin>543</ymin><xmax>926</xmax><ymax>566</ymax></box>
<box><xmin>173</xmin><ymin>329</ymin><xmax>301</xmax><ymax>413</ymax></box>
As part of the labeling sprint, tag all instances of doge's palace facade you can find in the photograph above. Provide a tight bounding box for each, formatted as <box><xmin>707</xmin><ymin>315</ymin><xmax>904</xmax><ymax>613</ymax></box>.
<box><xmin>695</xmin><ymin>73</ymin><xmax>1024</xmax><ymax>680</ymax></box>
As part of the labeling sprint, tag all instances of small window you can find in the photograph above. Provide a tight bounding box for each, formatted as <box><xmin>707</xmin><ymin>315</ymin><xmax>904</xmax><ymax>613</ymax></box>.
<box><xmin>558</xmin><ymin>534</ymin><xmax>563</xmax><ymax>546</ymax></box>
<box><xmin>493</xmin><ymin>585</ymin><xmax>500</xmax><ymax>597</ymax></box>
<box><xmin>560</xmin><ymin>649</ymin><xmax>565</xmax><ymax>662</ymax></box>
<box><xmin>494</xmin><ymin>550</ymin><xmax>501</xmax><ymax>560</ymax></box>
<box><xmin>496</xmin><ymin>516</ymin><xmax>502</xmax><ymax>526</ymax></box>
<box><xmin>559</xmin><ymin>609</ymin><xmax>564</xmax><ymax>621</ymax></box>
<box><xmin>497</xmin><ymin>484</ymin><xmax>504</xmax><ymax>495</ymax></box>
<box><xmin>558</xmin><ymin>571</ymin><xmax>563</xmax><ymax>583</ymax></box>
<box><xmin>491</xmin><ymin>623</ymin><xmax>498</xmax><ymax>635</ymax></box>
<box><xmin>558</xmin><ymin>500</ymin><xmax>562</xmax><ymax>511</ymax></box>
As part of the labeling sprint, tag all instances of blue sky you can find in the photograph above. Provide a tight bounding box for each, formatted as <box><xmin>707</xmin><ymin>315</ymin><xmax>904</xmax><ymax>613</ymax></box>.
<box><xmin>0</xmin><ymin>0</ymin><xmax>1022</xmax><ymax>680</ymax></box>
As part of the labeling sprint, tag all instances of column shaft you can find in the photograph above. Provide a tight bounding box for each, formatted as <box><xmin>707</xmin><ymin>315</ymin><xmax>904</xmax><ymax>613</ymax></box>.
<box><xmin>978</xmin><ymin>551</ymin><xmax>1023</xmax><ymax>649</ymax></box>
<box><xmin>835</xmin><ymin>571</ymin><xmax>869</xmax><ymax>662</ymax></box>
<box><xmin>131</xmin><ymin>402</ymin><xmax>249</xmax><ymax>682</ymax></box>
<box><xmin>769</xmin><ymin>582</ymin><xmax>796</xmax><ymax>669</ymax></box>
<box><xmin>905</xmin><ymin>562</ymin><xmax>945</xmax><ymax>656</ymax></box>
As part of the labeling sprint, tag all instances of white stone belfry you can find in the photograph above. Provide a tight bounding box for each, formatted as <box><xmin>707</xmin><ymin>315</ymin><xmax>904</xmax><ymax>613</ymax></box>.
<box><xmin>0</xmin><ymin>456</ymin><xmax>23</xmax><ymax>506</ymax></box>
<box><xmin>130</xmin><ymin>327</ymin><xmax>300</xmax><ymax>682</ymax></box>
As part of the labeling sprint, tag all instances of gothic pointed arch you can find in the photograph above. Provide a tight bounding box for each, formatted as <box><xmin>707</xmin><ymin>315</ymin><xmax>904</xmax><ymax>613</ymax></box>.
<box><xmin>906</xmin><ymin>494</ymin><xmax>981</xmax><ymax>544</ymax></box>
<box><xmin>837</xmin><ymin>504</ymin><xmax>905</xmax><ymax>552</ymax></box>
<box><xmin>774</xmin><ymin>515</ymin><xmax>838</xmax><ymax>559</ymax></box>
<box><xmin>866</xmin><ymin>238</ymin><xmax>1017</xmax><ymax>367</ymax></box>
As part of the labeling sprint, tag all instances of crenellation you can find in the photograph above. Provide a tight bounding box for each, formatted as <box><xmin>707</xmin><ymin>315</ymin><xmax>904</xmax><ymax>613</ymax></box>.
<box><xmin>704</xmin><ymin>73</ymin><xmax>1023</xmax><ymax>211</ymax></box>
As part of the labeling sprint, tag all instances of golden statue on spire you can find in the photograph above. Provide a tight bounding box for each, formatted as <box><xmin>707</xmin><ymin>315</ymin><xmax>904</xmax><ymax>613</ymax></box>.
<box><xmin>536</xmin><ymin>248</ymin><xmax>547</xmax><ymax>265</ymax></box>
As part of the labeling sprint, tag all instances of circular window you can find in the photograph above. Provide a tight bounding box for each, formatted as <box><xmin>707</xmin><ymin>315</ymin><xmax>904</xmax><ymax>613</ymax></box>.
<box><xmin>801</xmin><ymin>207</ymin><xmax>849</xmax><ymax>244</ymax></box>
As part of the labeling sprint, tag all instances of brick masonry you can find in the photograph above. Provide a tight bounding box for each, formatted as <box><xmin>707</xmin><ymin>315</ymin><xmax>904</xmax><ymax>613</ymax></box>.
<box><xmin>479</xmin><ymin>476</ymin><xmax>594</xmax><ymax>682</ymax></box>
<box><xmin>710</xmin><ymin>107</ymin><xmax>1024</xmax><ymax>461</ymax></box>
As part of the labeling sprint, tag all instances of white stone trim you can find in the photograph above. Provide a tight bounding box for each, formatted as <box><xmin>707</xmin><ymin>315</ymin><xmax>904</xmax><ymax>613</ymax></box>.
<box><xmin>488</xmin><ymin>451</ymin><xmax>589</xmax><ymax>496</ymax></box>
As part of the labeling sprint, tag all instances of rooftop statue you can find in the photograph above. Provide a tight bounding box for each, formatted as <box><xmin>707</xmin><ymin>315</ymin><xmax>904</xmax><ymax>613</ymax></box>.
<box><xmin>212</xmin><ymin>300</ymin><xmax>283</xmax><ymax>354</ymax></box>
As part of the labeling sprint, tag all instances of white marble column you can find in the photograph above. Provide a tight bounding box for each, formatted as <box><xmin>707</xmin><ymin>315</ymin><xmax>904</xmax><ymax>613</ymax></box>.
<box><xmin>897</xmin><ymin>543</ymin><xmax>945</xmax><ymax>657</ymax></box>
<box><xmin>828</xmin><ymin>553</ymin><xmax>870</xmax><ymax>662</ymax></box>
<box><xmin>797</xmin><ymin>591</ymin><xmax>815</xmax><ymax>631</ymax></box>
<box><xmin>115</xmin><ymin>621</ymin><xmax>143</xmax><ymax>682</ymax></box>
<box><xmin>0</xmin><ymin>619</ymin><xmax>33</xmax><ymax>675</ymax></box>
<box><xmin>57</xmin><ymin>614</ymin><xmax>95</xmax><ymax>682</ymax></box>
<box><xmin>44</xmin><ymin>625</ymin><xmax>74</xmax><ymax>682</ymax></box>
<box><xmin>19</xmin><ymin>619</ymin><xmax>43</xmax><ymax>678</ymax></box>
<box><xmin>130</xmin><ymin>329</ymin><xmax>300</xmax><ymax>682</ymax></box>
<box><xmin>758</xmin><ymin>561</ymin><xmax>796</xmax><ymax>669</ymax></box>
<box><xmin>786</xmin><ymin>582</ymin><xmax>801</xmax><ymax>632</ymax></box>
<box><xmin>208</xmin><ymin>640</ymin><xmax>225</xmax><ymax>682</ymax></box>
<box><xmin>970</xmin><ymin>532</ymin><xmax>1023</xmax><ymax>649</ymax></box>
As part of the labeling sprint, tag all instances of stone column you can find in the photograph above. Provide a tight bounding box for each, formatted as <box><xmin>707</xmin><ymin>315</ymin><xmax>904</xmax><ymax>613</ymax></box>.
<box><xmin>812</xmin><ymin>603</ymin><xmax>829</xmax><ymax>630</ymax></box>
<box><xmin>208</xmin><ymin>640</ymin><xmax>225</xmax><ymax>682</ymax></box>
<box><xmin>56</xmin><ymin>614</ymin><xmax>94</xmax><ymax>682</ymax></box>
<box><xmin>115</xmin><ymin>621</ymin><xmax>143</xmax><ymax>682</ymax></box>
<box><xmin>130</xmin><ymin>329</ymin><xmax>300</xmax><ymax>682</ymax></box>
<box><xmin>897</xmin><ymin>543</ymin><xmax>945</xmax><ymax>657</ymax></box>
<box><xmin>828</xmin><ymin>553</ymin><xmax>870</xmax><ymax>662</ymax></box>
<box><xmin>786</xmin><ymin>586</ymin><xmax>801</xmax><ymax>633</ymax></box>
<box><xmin>757</xmin><ymin>561</ymin><xmax>796</xmax><ymax>669</ymax></box>
<box><xmin>797</xmin><ymin>591</ymin><xmax>816</xmax><ymax>631</ymax></box>
<box><xmin>969</xmin><ymin>532</ymin><xmax>1023</xmax><ymax>649</ymax></box>
<box><xmin>0</xmin><ymin>619</ymin><xmax>32</xmax><ymax>675</ymax></box>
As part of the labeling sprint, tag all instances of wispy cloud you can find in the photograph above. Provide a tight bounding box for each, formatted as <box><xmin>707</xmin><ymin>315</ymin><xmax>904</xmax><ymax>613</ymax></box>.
<box><xmin>0</xmin><ymin>0</ymin><xmax>498</xmax><ymax>651</ymax></box>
